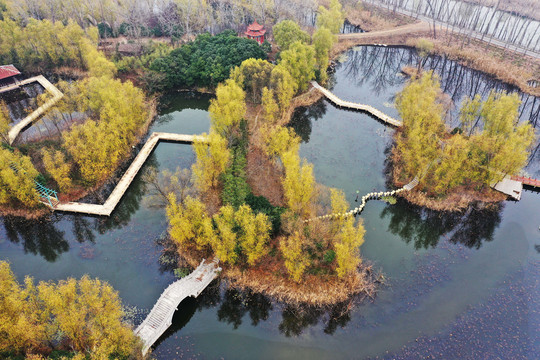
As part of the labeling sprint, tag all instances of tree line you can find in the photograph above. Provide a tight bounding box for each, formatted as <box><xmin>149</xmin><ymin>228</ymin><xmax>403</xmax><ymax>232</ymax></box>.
<box><xmin>0</xmin><ymin>261</ymin><xmax>141</xmax><ymax>359</ymax></box>
<box><xmin>0</xmin><ymin>0</ymin><xmax>322</xmax><ymax>40</ymax></box>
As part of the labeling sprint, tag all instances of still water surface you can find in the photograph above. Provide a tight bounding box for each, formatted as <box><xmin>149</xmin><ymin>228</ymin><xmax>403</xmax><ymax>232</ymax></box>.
<box><xmin>1</xmin><ymin>46</ymin><xmax>539</xmax><ymax>359</ymax></box>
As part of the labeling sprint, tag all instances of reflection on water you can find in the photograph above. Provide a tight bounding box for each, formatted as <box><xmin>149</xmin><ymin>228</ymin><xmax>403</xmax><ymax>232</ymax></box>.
<box><xmin>340</xmin><ymin>46</ymin><xmax>539</xmax><ymax>128</ymax></box>
<box><xmin>288</xmin><ymin>99</ymin><xmax>327</xmax><ymax>143</ymax></box>
<box><xmin>0</xmin><ymin>83</ymin><xmax>44</xmax><ymax>122</ymax></box>
<box><xmin>2</xmin><ymin>216</ymin><xmax>69</xmax><ymax>262</ymax></box>
<box><xmin>381</xmin><ymin>199</ymin><xmax>502</xmax><ymax>249</ymax></box>
<box><xmin>218</xmin><ymin>288</ymin><xmax>273</xmax><ymax>329</ymax></box>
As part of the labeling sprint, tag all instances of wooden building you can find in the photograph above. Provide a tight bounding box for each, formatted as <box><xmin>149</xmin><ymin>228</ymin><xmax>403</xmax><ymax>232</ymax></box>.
<box><xmin>245</xmin><ymin>21</ymin><xmax>266</xmax><ymax>44</ymax></box>
<box><xmin>0</xmin><ymin>64</ymin><xmax>21</xmax><ymax>89</ymax></box>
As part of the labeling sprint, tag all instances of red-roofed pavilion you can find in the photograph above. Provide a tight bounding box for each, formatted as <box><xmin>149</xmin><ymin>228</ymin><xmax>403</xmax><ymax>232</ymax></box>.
<box><xmin>0</xmin><ymin>64</ymin><xmax>21</xmax><ymax>88</ymax></box>
<box><xmin>245</xmin><ymin>21</ymin><xmax>266</xmax><ymax>45</ymax></box>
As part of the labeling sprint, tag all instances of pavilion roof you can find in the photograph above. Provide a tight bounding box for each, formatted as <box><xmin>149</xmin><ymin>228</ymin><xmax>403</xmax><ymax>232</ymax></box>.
<box><xmin>0</xmin><ymin>65</ymin><xmax>21</xmax><ymax>80</ymax></box>
<box><xmin>247</xmin><ymin>21</ymin><xmax>264</xmax><ymax>31</ymax></box>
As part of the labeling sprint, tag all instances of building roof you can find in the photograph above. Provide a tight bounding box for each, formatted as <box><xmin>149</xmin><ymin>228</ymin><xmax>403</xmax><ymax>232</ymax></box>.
<box><xmin>247</xmin><ymin>21</ymin><xmax>264</xmax><ymax>31</ymax></box>
<box><xmin>0</xmin><ymin>65</ymin><xmax>21</xmax><ymax>80</ymax></box>
<box><xmin>245</xmin><ymin>21</ymin><xmax>266</xmax><ymax>37</ymax></box>
<box><xmin>245</xmin><ymin>28</ymin><xmax>267</xmax><ymax>37</ymax></box>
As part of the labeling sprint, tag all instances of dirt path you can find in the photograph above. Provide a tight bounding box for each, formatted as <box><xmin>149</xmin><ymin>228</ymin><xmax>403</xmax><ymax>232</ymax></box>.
<box><xmin>338</xmin><ymin>21</ymin><xmax>431</xmax><ymax>42</ymax></box>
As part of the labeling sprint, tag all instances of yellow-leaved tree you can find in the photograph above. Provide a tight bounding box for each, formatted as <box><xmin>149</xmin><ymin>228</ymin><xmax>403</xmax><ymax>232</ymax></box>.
<box><xmin>0</xmin><ymin>101</ymin><xmax>10</xmax><ymax>144</ymax></box>
<box><xmin>166</xmin><ymin>194</ymin><xmax>214</xmax><ymax>250</ymax></box>
<box><xmin>272</xmin><ymin>20</ymin><xmax>310</xmax><ymax>51</ymax></box>
<box><xmin>0</xmin><ymin>148</ymin><xmax>40</xmax><ymax>207</ymax></box>
<box><xmin>281</xmin><ymin>150</ymin><xmax>315</xmax><ymax>218</ymax></box>
<box><xmin>230</xmin><ymin>58</ymin><xmax>274</xmax><ymax>104</ymax></box>
<box><xmin>329</xmin><ymin>189</ymin><xmax>365</xmax><ymax>278</ymax></box>
<box><xmin>192</xmin><ymin>132</ymin><xmax>230</xmax><ymax>192</ymax></box>
<box><xmin>395</xmin><ymin>71</ymin><xmax>446</xmax><ymax>186</ymax></box>
<box><xmin>37</xmin><ymin>276</ymin><xmax>138</xmax><ymax>356</ymax></box>
<box><xmin>269</xmin><ymin>64</ymin><xmax>297</xmax><ymax>116</ymax></box>
<box><xmin>208</xmin><ymin>79</ymin><xmax>246</xmax><ymax>137</ymax></box>
<box><xmin>317</xmin><ymin>0</ymin><xmax>345</xmax><ymax>34</ymax></box>
<box><xmin>211</xmin><ymin>205</ymin><xmax>238</xmax><ymax>264</ymax></box>
<box><xmin>280</xmin><ymin>231</ymin><xmax>310</xmax><ymax>282</ymax></box>
<box><xmin>263</xmin><ymin>126</ymin><xmax>300</xmax><ymax>159</ymax></box>
<box><xmin>279</xmin><ymin>41</ymin><xmax>316</xmax><ymax>93</ymax></box>
<box><xmin>42</xmin><ymin>149</ymin><xmax>72</xmax><ymax>192</ymax></box>
<box><xmin>262</xmin><ymin>87</ymin><xmax>279</xmax><ymax>124</ymax></box>
<box><xmin>62</xmin><ymin>76</ymin><xmax>149</xmax><ymax>185</ymax></box>
<box><xmin>0</xmin><ymin>261</ymin><xmax>140</xmax><ymax>358</ymax></box>
<box><xmin>235</xmin><ymin>205</ymin><xmax>271</xmax><ymax>265</ymax></box>
<box><xmin>312</xmin><ymin>27</ymin><xmax>335</xmax><ymax>83</ymax></box>
<box><xmin>0</xmin><ymin>262</ymin><xmax>45</xmax><ymax>354</ymax></box>
<box><xmin>471</xmin><ymin>92</ymin><xmax>535</xmax><ymax>184</ymax></box>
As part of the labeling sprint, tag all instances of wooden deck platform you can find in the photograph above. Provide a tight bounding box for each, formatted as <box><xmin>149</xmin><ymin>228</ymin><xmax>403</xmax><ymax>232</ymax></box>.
<box><xmin>492</xmin><ymin>176</ymin><xmax>523</xmax><ymax>201</ymax></box>
<box><xmin>135</xmin><ymin>258</ymin><xmax>221</xmax><ymax>355</ymax></box>
<box><xmin>6</xmin><ymin>75</ymin><xmax>64</xmax><ymax>145</ymax></box>
<box><xmin>310</xmin><ymin>81</ymin><xmax>403</xmax><ymax>127</ymax></box>
<box><xmin>54</xmin><ymin>132</ymin><xmax>205</xmax><ymax>216</ymax></box>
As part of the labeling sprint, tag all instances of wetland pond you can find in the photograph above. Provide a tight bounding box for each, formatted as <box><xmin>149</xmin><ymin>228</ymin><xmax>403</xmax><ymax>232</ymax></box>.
<box><xmin>1</xmin><ymin>46</ymin><xmax>539</xmax><ymax>359</ymax></box>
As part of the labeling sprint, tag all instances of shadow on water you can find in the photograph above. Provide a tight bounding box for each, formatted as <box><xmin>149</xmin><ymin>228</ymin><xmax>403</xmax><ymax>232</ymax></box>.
<box><xmin>159</xmin><ymin>283</ymin><xmax>357</xmax><ymax>341</ymax></box>
<box><xmin>279</xmin><ymin>301</ymin><xmax>353</xmax><ymax>336</ymax></box>
<box><xmin>340</xmin><ymin>19</ymin><xmax>364</xmax><ymax>34</ymax></box>
<box><xmin>157</xmin><ymin>92</ymin><xmax>213</xmax><ymax>120</ymax></box>
<box><xmin>216</xmin><ymin>287</ymin><xmax>357</xmax><ymax>336</ymax></box>
<box><xmin>288</xmin><ymin>99</ymin><xmax>327</xmax><ymax>143</ymax></box>
<box><xmin>217</xmin><ymin>288</ymin><xmax>273</xmax><ymax>329</ymax></box>
<box><xmin>2</xmin><ymin>215</ymin><xmax>68</xmax><ymax>262</ymax></box>
<box><xmin>2</xmin><ymin>213</ymin><xmax>100</xmax><ymax>262</ymax></box>
<box><xmin>380</xmin><ymin>199</ymin><xmax>503</xmax><ymax>250</ymax></box>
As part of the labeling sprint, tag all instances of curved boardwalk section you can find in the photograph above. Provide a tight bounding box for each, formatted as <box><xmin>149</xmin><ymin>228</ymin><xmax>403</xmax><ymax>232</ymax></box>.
<box><xmin>305</xmin><ymin>177</ymin><xmax>419</xmax><ymax>223</ymax></box>
<box><xmin>136</xmin><ymin>258</ymin><xmax>221</xmax><ymax>355</ymax></box>
<box><xmin>54</xmin><ymin>132</ymin><xmax>206</xmax><ymax>216</ymax></box>
<box><xmin>310</xmin><ymin>81</ymin><xmax>403</xmax><ymax>127</ymax></box>
<box><xmin>7</xmin><ymin>75</ymin><xmax>64</xmax><ymax>145</ymax></box>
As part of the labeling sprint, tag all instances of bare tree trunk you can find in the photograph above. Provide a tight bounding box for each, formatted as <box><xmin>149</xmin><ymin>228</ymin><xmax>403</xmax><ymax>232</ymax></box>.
<box><xmin>425</xmin><ymin>0</ymin><xmax>437</xmax><ymax>38</ymax></box>
<box><xmin>481</xmin><ymin>0</ymin><xmax>501</xmax><ymax>41</ymax></box>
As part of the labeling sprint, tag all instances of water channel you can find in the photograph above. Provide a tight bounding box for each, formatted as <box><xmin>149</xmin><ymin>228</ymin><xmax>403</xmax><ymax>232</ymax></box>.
<box><xmin>1</xmin><ymin>46</ymin><xmax>539</xmax><ymax>359</ymax></box>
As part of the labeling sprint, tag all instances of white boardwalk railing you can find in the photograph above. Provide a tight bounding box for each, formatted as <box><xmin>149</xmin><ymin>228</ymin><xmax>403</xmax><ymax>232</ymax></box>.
<box><xmin>54</xmin><ymin>132</ymin><xmax>206</xmax><ymax>216</ymax></box>
<box><xmin>310</xmin><ymin>81</ymin><xmax>403</xmax><ymax>127</ymax></box>
<box><xmin>7</xmin><ymin>75</ymin><xmax>64</xmax><ymax>144</ymax></box>
<box><xmin>135</xmin><ymin>259</ymin><xmax>221</xmax><ymax>355</ymax></box>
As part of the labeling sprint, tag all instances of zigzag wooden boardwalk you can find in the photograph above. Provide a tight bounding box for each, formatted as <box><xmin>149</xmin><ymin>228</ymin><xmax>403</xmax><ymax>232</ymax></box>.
<box><xmin>54</xmin><ymin>132</ymin><xmax>206</xmax><ymax>216</ymax></box>
<box><xmin>310</xmin><ymin>81</ymin><xmax>403</xmax><ymax>127</ymax></box>
<box><xmin>136</xmin><ymin>258</ymin><xmax>221</xmax><ymax>355</ymax></box>
<box><xmin>6</xmin><ymin>75</ymin><xmax>64</xmax><ymax>145</ymax></box>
